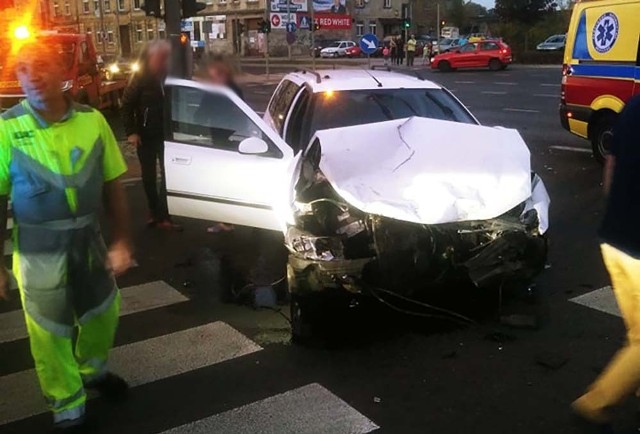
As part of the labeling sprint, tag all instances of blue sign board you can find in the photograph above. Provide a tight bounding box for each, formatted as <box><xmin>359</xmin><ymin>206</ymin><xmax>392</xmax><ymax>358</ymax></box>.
<box><xmin>359</xmin><ymin>33</ymin><xmax>379</xmax><ymax>55</ymax></box>
<box><xmin>298</xmin><ymin>15</ymin><xmax>311</xmax><ymax>30</ymax></box>
<box><xmin>286</xmin><ymin>22</ymin><xmax>297</xmax><ymax>33</ymax></box>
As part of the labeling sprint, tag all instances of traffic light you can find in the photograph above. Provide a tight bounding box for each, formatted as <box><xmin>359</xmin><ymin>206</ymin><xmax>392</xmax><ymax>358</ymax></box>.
<box><xmin>182</xmin><ymin>0</ymin><xmax>206</xmax><ymax>18</ymax></box>
<box><xmin>141</xmin><ymin>0</ymin><xmax>161</xmax><ymax>17</ymax></box>
<box><xmin>402</xmin><ymin>18</ymin><xmax>411</xmax><ymax>29</ymax></box>
<box><xmin>258</xmin><ymin>19</ymin><xmax>271</xmax><ymax>34</ymax></box>
<box><xmin>441</xmin><ymin>20</ymin><xmax>446</xmax><ymax>26</ymax></box>
<box><xmin>180</xmin><ymin>31</ymin><xmax>190</xmax><ymax>45</ymax></box>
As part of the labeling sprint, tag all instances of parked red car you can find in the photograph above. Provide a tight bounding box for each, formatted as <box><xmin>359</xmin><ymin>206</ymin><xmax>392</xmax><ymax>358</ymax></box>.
<box><xmin>431</xmin><ymin>40</ymin><xmax>512</xmax><ymax>72</ymax></box>
<box><xmin>345</xmin><ymin>45</ymin><xmax>362</xmax><ymax>58</ymax></box>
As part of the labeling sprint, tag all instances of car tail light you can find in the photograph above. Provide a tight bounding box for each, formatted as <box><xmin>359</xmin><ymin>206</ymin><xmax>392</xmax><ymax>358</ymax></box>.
<box><xmin>560</xmin><ymin>64</ymin><xmax>568</xmax><ymax>104</ymax></box>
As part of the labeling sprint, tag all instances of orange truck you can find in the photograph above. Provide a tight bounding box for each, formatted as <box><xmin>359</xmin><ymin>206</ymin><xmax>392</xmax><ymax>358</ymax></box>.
<box><xmin>0</xmin><ymin>28</ymin><xmax>126</xmax><ymax>111</ymax></box>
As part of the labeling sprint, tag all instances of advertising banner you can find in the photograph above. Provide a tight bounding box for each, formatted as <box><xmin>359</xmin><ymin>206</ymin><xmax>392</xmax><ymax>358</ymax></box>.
<box><xmin>270</xmin><ymin>12</ymin><xmax>297</xmax><ymax>30</ymax></box>
<box><xmin>297</xmin><ymin>13</ymin><xmax>352</xmax><ymax>29</ymax></box>
<box><xmin>313</xmin><ymin>0</ymin><xmax>347</xmax><ymax>14</ymax></box>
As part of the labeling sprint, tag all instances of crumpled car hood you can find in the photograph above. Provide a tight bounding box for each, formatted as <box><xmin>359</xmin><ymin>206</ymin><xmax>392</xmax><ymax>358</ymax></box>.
<box><xmin>311</xmin><ymin>117</ymin><xmax>536</xmax><ymax>227</ymax></box>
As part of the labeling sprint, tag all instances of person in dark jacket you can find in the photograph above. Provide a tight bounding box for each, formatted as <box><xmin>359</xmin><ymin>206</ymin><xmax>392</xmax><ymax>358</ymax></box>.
<box><xmin>121</xmin><ymin>40</ymin><xmax>180</xmax><ymax>230</ymax></box>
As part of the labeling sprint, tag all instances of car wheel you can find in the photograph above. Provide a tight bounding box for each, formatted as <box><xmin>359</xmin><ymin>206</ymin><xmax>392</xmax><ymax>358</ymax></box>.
<box><xmin>438</xmin><ymin>60</ymin><xmax>452</xmax><ymax>72</ymax></box>
<box><xmin>590</xmin><ymin>112</ymin><xmax>616</xmax><ymax>165</ymax></box>
<box><xmin>489</xmin><ymin>58</ymin><xmax>502</xmax><ymax>71</ymax></box>
<box><xmin>290</xmin><ymin>294</ymin><xmax>315</xmax><ymax>346</ymax></box>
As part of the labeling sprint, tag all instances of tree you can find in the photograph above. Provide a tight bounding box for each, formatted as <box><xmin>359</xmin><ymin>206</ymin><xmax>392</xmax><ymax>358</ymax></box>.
<box><xmin>465</xmin><ymin>1</ymin><xmax>489</xmax><ymax>17</ymax></box>
<box><xmin>494</xmin><ymin>0</ymin><xmax>557</xmax><ymax>25</ymax></box>
<box><xmin>449</xmin><ymin>0</ymin><xmax>468</xmax><ymax>29</ymax></box>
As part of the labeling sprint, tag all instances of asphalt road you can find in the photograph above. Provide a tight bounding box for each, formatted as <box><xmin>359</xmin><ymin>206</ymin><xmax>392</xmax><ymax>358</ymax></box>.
<box><xmin>1</xmin><ymin>65</ymin><xmax>631</xmax><ymax>434</ymax></box>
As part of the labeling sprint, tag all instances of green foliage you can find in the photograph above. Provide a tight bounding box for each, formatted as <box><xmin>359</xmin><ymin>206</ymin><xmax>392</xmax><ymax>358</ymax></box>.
<box><xmin>494</xmin><ymin>0</ymin><xmax>557</xmax><ymax>25</ymax></box>
<box><xmin>492</xmin><ymin>9</ymin><xmax>570</xmax><ymax>52</ymax></box>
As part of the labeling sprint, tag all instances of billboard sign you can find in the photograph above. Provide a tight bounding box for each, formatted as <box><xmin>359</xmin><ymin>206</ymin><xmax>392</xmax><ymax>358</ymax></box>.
<box><xmin>313</xmin><ymin>0</ymin><xmax>347</xmax><ymax>13</ymax></box>
<box><xmin>270</xmin><ymin>12</ymin><xmax>297</xmax><ymax>30</ymax></box>
<box><xmin>298</xmin><ymin>13</ymin><xmax>352</xmax><ymax>29</ymax></box>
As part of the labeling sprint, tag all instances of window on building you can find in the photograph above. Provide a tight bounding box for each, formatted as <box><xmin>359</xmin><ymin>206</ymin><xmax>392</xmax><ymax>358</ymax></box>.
<box><xmin>107</xmin><ymin>29</ymin><xmax>114</xmax><ymax>44</ymax></box>
<box><xmin>369</xmin><ymin>21</ymin><xmax>376</xmax><ymax>35</ymax></box>
<box><xmin>383</xmin><ymin>0</ymin><xmax>391</xmax><ymax>8</ymax></box>
<box><xmin>355</xmin><ymin>0</ymin><xmax>364</xmax><ymax>7</ymax></box>
<box><xmin>118</xmin><ymin>0</ymin><xmax>125</xmax><ymax>10</ymax></box>
<box><xmin>53</xmin><ymin>2</ymin><xmax>60</xmax><ymax>16</ymax></box>
<box><xmin>356</xmin><ymin>22</ymin><xmax>364</xmax><ymax>37</ymax></box>
<box><xmin>159</xmin><ymin>29</ymin><xmax>166</xmax><ymax>39</ymax></box>
<box><xmin>133</xmin><ymin>0</ymin><xmax>141</xmax><ymax>9</ymax></box>
<box><xmin>136</xmin><ymin>23</ymin><xmax>144</xmax><ymax>42</ymax></box>
<box><xmin>64</xmin><ymin>0</ymin><xmax>71</xmax><ymax>15</ymax></box>
<box><xmin>82</xmin><ymin>0</ymin><xmax>90</xmax><ymax>13</ymax></box>
<box><xmin>147</xmin><ymin>26</ymin><xmax>155</xmax><ymax>41</ymax></box>
<box><xmin>93</xmin><ymin>0</ymin><xmax>99</xmax><ymax>12</ymax></box>
<box><xmin>104</xmin><ymin>0</ymin><xmax>110</xmax><ymax>12</ymax></box>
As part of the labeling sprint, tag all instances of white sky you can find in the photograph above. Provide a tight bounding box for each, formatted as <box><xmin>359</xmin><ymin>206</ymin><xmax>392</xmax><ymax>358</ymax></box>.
<box><xmin>474</xmin><ymin>0</ymin><xmax>495</xmax><ymax>10</ymax></box>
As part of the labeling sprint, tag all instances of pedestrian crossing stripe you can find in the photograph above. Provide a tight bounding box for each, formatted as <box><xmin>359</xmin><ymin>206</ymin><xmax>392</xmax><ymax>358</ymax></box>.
<box><xmin>159</xmin><ymin>383</ymin><xmax>379</xmax><ymax>434</ymax></box>
<box><xmin>0</xmin><ymin>321</ymin><xmax>263</xmax><ymax>425</ymax></box>
<box><xmin>0</xmin><ymin>280</ymin><xmax>189</xmax><ymax>344</ymax></box>
<box><xmin>569</xmin><ymin>286</ymin><xmax>621</xmax><ymax>317</ymax></box>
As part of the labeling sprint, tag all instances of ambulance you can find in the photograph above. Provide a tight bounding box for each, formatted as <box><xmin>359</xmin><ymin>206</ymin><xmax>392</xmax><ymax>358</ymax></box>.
<box><xmin>559</xmin><ymin>0</ymin><xmax>640</xmax><ymax>163</ymax></box>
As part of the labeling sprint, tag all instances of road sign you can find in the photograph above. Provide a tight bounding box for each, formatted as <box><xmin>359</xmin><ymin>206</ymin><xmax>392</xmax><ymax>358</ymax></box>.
<box><xmin>359</xmin><ymin>33</ymin><xmax>379</xmax><ymax>55</ymax></box>
<box><xmin>298</xmin><ymin>15</ymin><xmax>311</xmax><ymax>30</ymax></box>
<box><xmin>271</xmin><ymin>14</ymin><xmax>281</xmax><ymax>28</ymax></box>
<box><xmin>286</xmin><ymin>22</ymin><xmax>297</xmax><ymax>33</ymax></box>
<box><xmin>286</xmin><ymin>31</ymin><xmax>296</xmax><ymax>45</ymax></box>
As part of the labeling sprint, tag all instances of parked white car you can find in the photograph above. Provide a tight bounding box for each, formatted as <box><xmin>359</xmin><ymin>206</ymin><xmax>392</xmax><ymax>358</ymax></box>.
<box><xmin>320</xmin><ymin>41</ymin><xmax>356</xmax><ymax>58</ymax></box>
<box><xmin>163</xmin><ymin>69</ymin><xmax>550</xmax><ymax>343</ymax></box>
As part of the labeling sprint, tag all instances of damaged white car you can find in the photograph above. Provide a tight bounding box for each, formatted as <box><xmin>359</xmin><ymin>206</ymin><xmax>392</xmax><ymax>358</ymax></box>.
<box><xmin>163</xmin><ymin>78</ymin><xmax>550</xmax><ymax>342</ymax></box>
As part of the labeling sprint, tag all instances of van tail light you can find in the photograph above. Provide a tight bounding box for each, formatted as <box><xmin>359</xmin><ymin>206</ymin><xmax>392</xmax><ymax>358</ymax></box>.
<box><xmin>560</xmin><ymin>64</ymin><xmax>568</xmax><ymax>104</ymax></box>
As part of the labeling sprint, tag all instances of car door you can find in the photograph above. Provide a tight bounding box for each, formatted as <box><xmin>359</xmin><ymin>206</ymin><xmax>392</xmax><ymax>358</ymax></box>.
<box><xmin>479</xmin><ymin>41</ymin><xmax>500</xmax><ymax>66</ymax></box>
<box><xmin>164</xmin><ymin>78</ymin><xmax>294</xmax><ymax>231</ymax></box>
<box><xmin>454</xmin><ymin>43</ymin><xmax>479</xmax><ymax>68</ymax></box>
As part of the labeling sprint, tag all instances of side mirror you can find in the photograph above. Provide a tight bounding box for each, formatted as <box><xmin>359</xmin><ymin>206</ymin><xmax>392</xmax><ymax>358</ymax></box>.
<box><xmin>238</xmin><ymin>137</ymin><xmax>269</xmax><ymax>155</ymax></box>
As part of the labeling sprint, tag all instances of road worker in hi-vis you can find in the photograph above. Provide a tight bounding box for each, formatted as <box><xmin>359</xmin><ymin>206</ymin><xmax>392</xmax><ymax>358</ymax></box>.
<box><xmin>0</xmin><ymin>40</ymin><xmax>133</xmax><ymax>432</ymax></box>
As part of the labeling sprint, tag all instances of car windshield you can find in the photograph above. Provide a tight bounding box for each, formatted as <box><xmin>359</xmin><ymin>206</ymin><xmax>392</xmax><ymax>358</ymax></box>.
<box><xmin>440</xmin><ymin>38</ymin><xmax>453</xmax><ymax>45</ymax></box>
<box><xmin>328</xmin><ymin>42</ymin><xmax>341</xmax><ymax>48</ymax></box>
<box><xmin>547</xmin><ymin>36</ymin><xmax>565</xmax><ymax>43</ymax></box>
<box><xmin>310</xmin><ymin>88</ymin><xmax>476</xmax><ymax>133</ymax></box>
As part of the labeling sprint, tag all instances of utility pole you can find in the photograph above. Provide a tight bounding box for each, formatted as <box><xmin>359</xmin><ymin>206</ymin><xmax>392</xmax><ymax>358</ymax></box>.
<box><xmin>165</xmin><ymin>0</ymin><xmax>188</xmax><ymax>78</ymax></box>
<box><xmin>98</xmin><ymin>0</ymin><xmax>107</xmax><ymax>54</ymax></box>
<box><xmin>114</xmin><ymin>1</ymin><xmax>121</xmax><ymax>56</ymax></box>
<box><xmin>286</xmin><ymin>0</ymin><xmax>291</xmax><ymax>60</ymax></box>
<box><xmin>310</xmin><ymin>0</ymin><xmax>315</xmax><ymax>70</ymax></box>
<box><xmin>436</xmin><ymin>3</ymin><xmax>440</xmax><ymax>53</ymax></box>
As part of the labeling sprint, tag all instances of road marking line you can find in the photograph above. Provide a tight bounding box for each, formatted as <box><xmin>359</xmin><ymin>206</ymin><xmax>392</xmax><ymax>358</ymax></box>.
<box><xmin>493</xmin><ymin>82</ymin><xmax>517</xmax><ymax>85</ymax></box>
<box><xmin>570</xmin><ymin>286</ymin><xmax>620</xmax><ymax>317</ymax></box>
<box><xmin>0</xmin><ymin>281</ymin><xmax>188</xmax><ymax>344</ymax></box>
<box><xmin>481</xmin><ymin>91</ymin><xmax>507</xmax><ymax>95</ymax></box>
<box><xmin>503</xmin><ymin>108</ymin><xmax>540</xmax><ymax>113</ymax></box>
<box><xmin>454</xmin><ymin>80</ymin><xmax>475</xmax><ymax>84</ymax></box>
<box><xmin>540</xmin><ymin>83</ymin><xmax>560</xmax><ymax>87</ymax></box>
<box><xmin>0</xmin><ymin>322</ymin><xmax>262</xmax><ymax>425</ymax></box>
<box><xmin>549</xmin><ymin>145</ymin><xmax>592</xmax><ymax>154</ymax></box>
<box><xmin>159</xmin><ymin>383</ymin><xmax>379</xmax><ymax>434</ymax></box>
<box><xmin>534</xmin><ymin>94</ymin><xmax>558</xmax><ymax>98</ymax></box>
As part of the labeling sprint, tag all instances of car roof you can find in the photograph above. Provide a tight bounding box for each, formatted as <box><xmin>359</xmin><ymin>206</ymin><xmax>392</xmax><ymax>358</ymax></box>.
<box><xmin>283</xmin><ymin>69</ymin><xmax>442</xmax><ymax>92</ymax></box>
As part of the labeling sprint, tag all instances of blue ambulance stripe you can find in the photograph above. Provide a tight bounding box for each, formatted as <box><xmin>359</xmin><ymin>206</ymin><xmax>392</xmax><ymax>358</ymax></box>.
<box><xmin>572</xmin><ymin>63</ymin><xmax>637</xmax><ymax>79</ymax></box>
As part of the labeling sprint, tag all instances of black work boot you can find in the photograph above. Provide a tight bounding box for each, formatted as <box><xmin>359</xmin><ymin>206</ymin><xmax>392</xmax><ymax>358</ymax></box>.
<box><xmin>85</xmin><ymin>372</ymin><xmax>129</xmax><ymax>402</ymax></box>
<box><xmin>52</xmin><ymin>416</ymin><xmax>86</xmax><ymax>433</ymax></box>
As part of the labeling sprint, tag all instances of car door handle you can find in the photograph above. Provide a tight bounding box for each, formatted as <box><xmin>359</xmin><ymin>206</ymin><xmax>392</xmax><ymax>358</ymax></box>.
<box><xmin>171</xmin><ymin>156</ymin><xmax>192</xmax><ymax>165</ymax></box>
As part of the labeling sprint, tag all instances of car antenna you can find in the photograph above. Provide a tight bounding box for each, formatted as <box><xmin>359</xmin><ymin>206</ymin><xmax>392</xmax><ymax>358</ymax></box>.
<box><xmin>364</xmin><ymin>70</ymin><xmax>383</xmax><ymax>87</ymax></box>
<box><xmin>295</xmin><ymin>68</ymin><xmax>322</xmax><ymax>84</ymax></box>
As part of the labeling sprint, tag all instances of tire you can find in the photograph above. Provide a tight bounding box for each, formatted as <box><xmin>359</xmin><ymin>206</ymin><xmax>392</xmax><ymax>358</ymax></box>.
<box><xmin>290</xmin><ymin>294</ymin><xmax>315</xmax><ymax>346</ymax></box>
<box><xmin>590</xmin><ymin>113</ymin><xmax>616</xmax><ymax>165</ymax></box>
<box><xmin>438</xmin><ymin>60</ymin><xmax>452</xmax><ymax>72</ymax></box>
<box><xmin>489</xmin><ymin>58</ymin><xmax>502</xmax><ymax>71</ymax></box>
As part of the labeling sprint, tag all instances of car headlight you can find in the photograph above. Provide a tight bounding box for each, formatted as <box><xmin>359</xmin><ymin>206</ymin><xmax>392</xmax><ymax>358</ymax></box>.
<box><xmin>130</xmin><ymin>62</ymin><xmax>140</xmax><ymax>73</ymax></box>
<box><xmin>108</xmin><ymin>64</ymin><xmax>120</xmax><ymax>74</ymax></box>
<box><xmin>61</xmin><ymin>80</ymin><xmax>74</xmax><ymax>92</ymax></box>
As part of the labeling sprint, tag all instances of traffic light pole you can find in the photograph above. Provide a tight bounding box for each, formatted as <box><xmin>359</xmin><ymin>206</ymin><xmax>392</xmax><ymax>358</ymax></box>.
<box><xmin>436</xmin><ymin>3</ymin><xmax>441</xmax><ymax>54</ymax></box>
<box><xmin>310</xmin><ymin>0</ymin><xmax>315</xmax><ymax>70</ymax></box>
<box><xmin>165</xmin><ymin>0</ymin><xmax>188</xmax><ymax>78</ymax></box>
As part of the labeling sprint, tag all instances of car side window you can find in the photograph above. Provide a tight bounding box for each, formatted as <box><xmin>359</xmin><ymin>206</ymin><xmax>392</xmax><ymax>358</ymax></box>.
<box><xmin>481</xmin><ymin>42</ymin><xmax>500</xmax><ymax>51</ymax></box>
<box><xmin>460</xmin><ymin>44</ymin><xmax>477</xmax><ymax>53</ymax></box>
<box><xmin>170</xmin><ymin>86</ymin><xmax>283</xmax><ymax>158</ymax></box>
<box><xmin>267</xmin><ymin>80</ymin><xmax>300</xmax><ymax>135</ymax></box>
